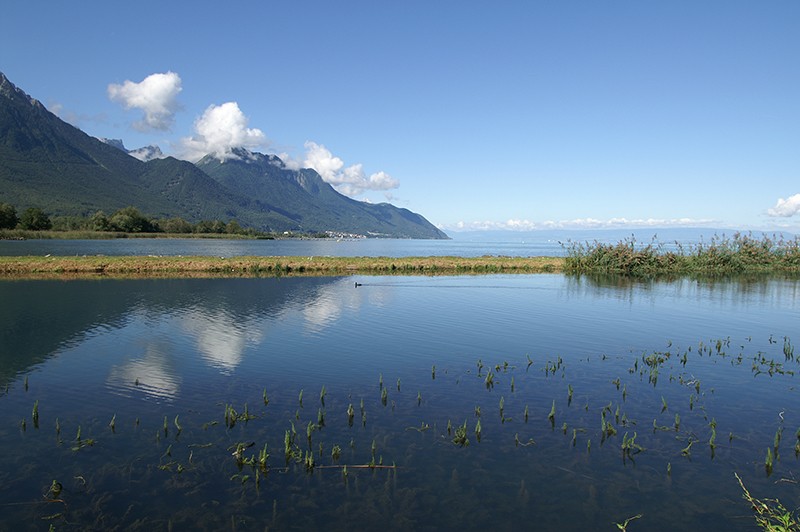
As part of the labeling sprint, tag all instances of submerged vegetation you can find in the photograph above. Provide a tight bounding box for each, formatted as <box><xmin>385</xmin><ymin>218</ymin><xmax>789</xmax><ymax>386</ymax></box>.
<box><xmin>564</xmin><ymin>232</ymin><xmax>800</xmax><ymax>277</ymax></box>
<box><xmin>2</xmin><ymin>333</ymin><xmax>799</xmax><ymax>528</ymax></box>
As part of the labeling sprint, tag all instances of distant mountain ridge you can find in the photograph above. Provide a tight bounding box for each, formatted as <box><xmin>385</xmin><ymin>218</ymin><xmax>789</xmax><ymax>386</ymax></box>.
<box><xmin>0</xmin><ymin>72</ymin><xmax>447</xmax><ymax>238</ymax></box>
<box><xmin>99</xmin><ymin>138</ymin><xmax>164</xmax><ymax>162</ymax></box>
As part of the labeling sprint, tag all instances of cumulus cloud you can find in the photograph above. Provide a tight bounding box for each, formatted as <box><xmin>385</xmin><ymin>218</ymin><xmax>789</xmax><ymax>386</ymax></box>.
<box><xmin>108</xmin><ymin>71</ymin><xmax>182</xmax><ymax>131</ymax></box>
<box><xmin>767</xmin><ymin>194</ymin><xmax>800</xmax><ymax>217</ymax></box>
<box><xmin>179</xmin><ymin>102</ymin><xmax>267</xmax><ymax>161</ymax></box>
<box><xmin>292</xmin><ymin>141</ymin><xmax>399</xmax><ymax>197</ymax></box>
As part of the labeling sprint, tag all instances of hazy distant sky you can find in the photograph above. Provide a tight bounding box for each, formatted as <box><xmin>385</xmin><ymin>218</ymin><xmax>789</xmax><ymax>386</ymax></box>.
<box><xmin>2</xmin><ymin>1</ymin><xmax>798</xmax><ymax>232</ymax></box>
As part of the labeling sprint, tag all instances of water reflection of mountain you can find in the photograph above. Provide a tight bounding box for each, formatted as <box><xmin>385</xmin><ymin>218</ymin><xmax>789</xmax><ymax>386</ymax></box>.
<box><xmin>0</xmin><ymin>277</ymin><xmax>345</xmax><ymax>387</ymax></box>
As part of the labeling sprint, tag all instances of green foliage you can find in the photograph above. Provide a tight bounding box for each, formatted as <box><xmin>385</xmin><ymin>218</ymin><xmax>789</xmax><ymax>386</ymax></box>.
<box><xmin>109</xmin><ymin>206</ymin><xmax>156</xmax><ymax>233</ymax></box>
<box><xmin>19</xmin><ymin>207</ymin><xmax>52</xmax><ymax>230</ymax></box>
<box><xmin>0</xmin><ymin>202</ymin><xmax>18</xmax><ymax>229</ymax></box>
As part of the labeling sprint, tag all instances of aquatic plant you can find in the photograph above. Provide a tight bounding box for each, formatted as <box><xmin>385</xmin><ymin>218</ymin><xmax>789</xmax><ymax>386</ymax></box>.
<box><xmin>736</xmin><ymin>472</ymin><xmax>799</xmax><ymax>531</ymax></box>
<box><xmin>319</xmin><ymin>385</ymin><xmax>326</xmax><ymax>406</ymax></box>
<box><xmin>514</xmin><ymin>433</ymin><xmax>536</xmax><ymax>447</ymax></box>
<box><xmin>681</xmin><ymin>438</ymin><xmax>696</xmax><ymax>457</ymax></box>
<box><xmin>32</xmin><ymin>400</ymin><xmax>39</xmax><ymax>428</ymax></box>
<box><xmin>452</xmin><ymin>420</ymin><xmax>469</xmax><ymax>447</ymax></box>
<box><xmin>258</xmin><ymin>443</ymin><xmax>269</xmax><ymax>471</ymax></box>
<box><xmin>548</xmin><ymin>400</ymin><xmax>556</xmax><ymax>422</ymax></box>
<box><xmin>765</xmin><ymin>447</ymin><xmax>774</xmax><ymax>475</ymax></box>
<box><xmin>615</xmin><ymin>514</ymin><xmax>643</xmax><ymax>531</ymax></box>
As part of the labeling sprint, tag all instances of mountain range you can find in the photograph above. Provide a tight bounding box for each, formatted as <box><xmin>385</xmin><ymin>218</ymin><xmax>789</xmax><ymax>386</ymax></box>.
<box><xmin>0</xmin><ymin>72</ymin><xmax>447</xmax><ymax>239</ymax></box>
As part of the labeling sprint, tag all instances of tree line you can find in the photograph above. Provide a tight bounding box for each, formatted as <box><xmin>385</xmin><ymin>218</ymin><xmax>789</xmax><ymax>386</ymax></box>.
<box><xmin>0</xmin><ymin>203</ymin><xmax>264</xmax><ymax>236</ymax></box>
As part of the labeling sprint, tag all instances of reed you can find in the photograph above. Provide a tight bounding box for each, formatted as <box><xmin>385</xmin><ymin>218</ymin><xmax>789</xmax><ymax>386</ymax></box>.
<box><xmin>563</xmin><ymin>232</ymin><xmax>800</xmax><ymax>277</ymax></box>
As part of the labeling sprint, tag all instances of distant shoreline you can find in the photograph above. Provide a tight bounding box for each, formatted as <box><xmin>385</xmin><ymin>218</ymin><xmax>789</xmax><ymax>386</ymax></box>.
<box><xmin>0</xmin><ymin>255</ymin><xmax>564</xmax><ymax>279</ymax></box>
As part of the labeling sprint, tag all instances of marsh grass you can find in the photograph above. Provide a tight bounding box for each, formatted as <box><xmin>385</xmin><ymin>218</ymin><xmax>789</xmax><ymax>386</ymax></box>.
<box><xmin>563</xmin><ymin>233</ymin><xmax>800</xmax><ymax>277</ymax></box>
<box><xmin>0</xmin><ymin>254</ymin><xmax>564</xmax><ymax>278</ymax></box>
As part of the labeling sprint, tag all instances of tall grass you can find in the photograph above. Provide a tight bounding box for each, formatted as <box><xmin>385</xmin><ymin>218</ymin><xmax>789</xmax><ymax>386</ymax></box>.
<box><xmin>563</xmin><ymin>233</ymin><xmax>800</xmax><ymax>277</ymax></box>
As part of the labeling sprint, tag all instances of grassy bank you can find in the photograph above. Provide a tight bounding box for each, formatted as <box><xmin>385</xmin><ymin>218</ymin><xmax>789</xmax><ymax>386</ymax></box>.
<box><xmin>0</xmin><ymin>255</ymin><xmax>564</xmax><ymax>278</ymax></box>
<box><xmin>564</xmin><ymin>232</ymin><xmax>800</xmax><ymax>276</ymax></box>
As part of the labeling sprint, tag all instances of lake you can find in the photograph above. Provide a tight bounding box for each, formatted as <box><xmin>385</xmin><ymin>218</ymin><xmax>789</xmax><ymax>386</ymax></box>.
<box><xmin>1</xmin><ymin>272</ymin><xmax>798</xmax><ymax>530</ymax></box>
<box><xmin>0</xmin><ymin>227</ymin><xmax>749</xmax><ymax>258</ymax></box>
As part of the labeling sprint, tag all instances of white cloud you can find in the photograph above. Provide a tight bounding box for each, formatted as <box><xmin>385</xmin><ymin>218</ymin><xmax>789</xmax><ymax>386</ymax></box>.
<box><xmin>445</xmin><ymin>217</ymin><xmax>719</xmax><ymax>232</ymax></box>
<box><xmin>767</xmin><ymin>194</ymin><xmax>800</xmax><ymax>217</ymax></box>
<box><xmin>295</xmin><ymin>141</ymin><xmax>399</xmax><ymax>197</ymax></box>
<box><xmin>108</xmin><ymin>71</ymin><xmax>182</xmax><ymax>131</ymax></box>
<box><xmin>179</xmin><ymin>102</ymin><xmax>267</xmax><ymax>161</ymax></box>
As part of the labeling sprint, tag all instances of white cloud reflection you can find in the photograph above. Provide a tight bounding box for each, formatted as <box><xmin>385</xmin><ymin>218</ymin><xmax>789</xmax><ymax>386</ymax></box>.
<box><xmin>107</xmin><ymin>343</ymin><xmax>182</xmax><ymax>401</ymax></box>
<box><xmin>179</xmin><ymin>308</ymin><xmax>264</xmax><ymax>374</ymax></box>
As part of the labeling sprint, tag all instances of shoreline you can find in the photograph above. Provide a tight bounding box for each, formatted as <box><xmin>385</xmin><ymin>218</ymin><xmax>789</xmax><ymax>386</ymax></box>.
<box><xmin>0</xmin><ymin>255</ymin><xmax>564</xmax><ymax>279</ymax></box>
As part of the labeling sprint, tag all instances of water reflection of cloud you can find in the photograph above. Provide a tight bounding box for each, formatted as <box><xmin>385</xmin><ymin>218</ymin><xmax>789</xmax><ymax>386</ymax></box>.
<box><xmin>107</xmin><ymin>343</ymin><xmax>181</xmax><ymax>401</ymax></box>
<box><xmin>302</xmin><ymin>278</ymin><xmax>390</xmax><ymax>333</ymax></box>
<box><xmin>180</xmin><ymin>308</ymin><xmax>263</xmax><ymax>374</ymax></box>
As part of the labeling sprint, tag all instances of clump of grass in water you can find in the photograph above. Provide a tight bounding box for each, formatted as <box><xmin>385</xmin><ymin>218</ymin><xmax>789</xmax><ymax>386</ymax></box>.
<box><xmin>765</xmin><ymin>447</ymin><xmax>774</xmax><ymax>475</ymax></box>
<box><xmin>452</xmin><ymin>420</ymin><xmax>469</xmax><ymax>447</ymax></box>
<box><xmin>32</xmin><ymin>400</ymin><xmax>39</xmax><ymax>429</ymax></box>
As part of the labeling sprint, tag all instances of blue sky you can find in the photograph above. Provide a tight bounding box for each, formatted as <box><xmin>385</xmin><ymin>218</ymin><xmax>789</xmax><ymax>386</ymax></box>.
<box><xmin>1</xmin><ymin>1</ymin><xmax>798</xmax><ymax>232</ymax></box>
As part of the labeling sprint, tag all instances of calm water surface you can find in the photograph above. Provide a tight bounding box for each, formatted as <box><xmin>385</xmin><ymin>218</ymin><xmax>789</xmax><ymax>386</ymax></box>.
<box><xmin>0</xmin><ymin>228</ymin><xmax>723</xmax><ymax>258</ymax></box>
<box><xmin>1</xmin><ymin>274</ymin><xmax>798</xmax><ymax>530</ymax></box>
